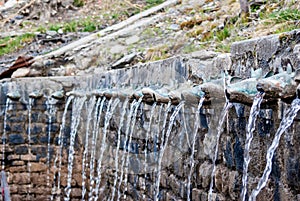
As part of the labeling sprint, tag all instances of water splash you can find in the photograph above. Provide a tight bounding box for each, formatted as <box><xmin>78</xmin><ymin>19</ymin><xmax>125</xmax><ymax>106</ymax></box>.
<box><xmin>51</xmin><ymin>96</ymin><xmax>73</xmax><ymax>200</ymax></box>
<box><xmin>241</xmin><ymin>93</ymin><xmax>264</xmax><ymax>201</ymax></box>
<box><xmin>89</xmin><ymin>97</ymin><xmax>106</xmax><ymax>200</ymax></box>
<box><xmin>110</xmin><ymin>98</ymin><xmax>129</xmax><ymax>201</ymax></box>
<box><xmin>154</xmin><ymin>101</ymin><xmax>185</xmax><ymax>201</ymax></box>
<box><xmin>249</xmin><ymin>98</ymin><xmax>300</xmax><ymax>201</ymax></box>
<box><xmin>46</xmin><ymin>97</ymin><xmax>57</xmax><ymax>188</ymax></box>
<box><xmin>117</xmin><ymin>99</ymin><xmax>137</xmax><ymax>201</ymax></box>
<box><xmin>208</xmin><ymin>101</ymin><xmax>233</xmax><ymax>201</ymax></box>
<box><xmin>2</xmin><ymin>99</ymin><xmax>10</xmax><ymax>171</ymax></box>
<box><xmin>82</xmin><ymin>96</ymin><xmax>97</xmax><ymax>200</ymax></box>
<box><xmin>142</xmin><ymin>102</ymin><xmax>157</xmax><ymax>199</ymax></box>
<box><xmin>94</xmin><ymin>98</ymin><xmax>120</xmax><ymax>200</ymax></box>
<box><xmin>187</xmin><ymin>97</ymin><xmax>205</xmax><ymax>201</ymax></box>
<box><xmin>64</xmin><ymin>96</ymin><xmax>87</xmax><ymax>201</ymax></box>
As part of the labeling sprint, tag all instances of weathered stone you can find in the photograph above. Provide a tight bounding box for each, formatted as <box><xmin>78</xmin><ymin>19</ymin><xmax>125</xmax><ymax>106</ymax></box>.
<box><xmin>11</xmin><ymin>172</ymin><xmax>30</xmax><ymax>184</ymax></box>
<box><xmin>198</xmin><ymin>161</ymin><xmax>212</xmax><ymax>188</ymax></box>
<box><xmin>15</xmin><ymin>145</ymin><xmax>28</xmax><ymax>154</ymax></box>
<box><xmin>71</xmin><ymin>188</ymin><xmax>82</xmax><ymax>198</ymax></box>
<box><xmin>11</xmin><ymin>160</ymin><xmax>25</xmax><ymax>166</ymax></box>
<box><xmin>9</xmin><ymin>165</ymin><xmax>27</xmax><ymax>173</ymax></box>
<box><xmin>110</xmin><ymin>44</ymin><xmax>126</xmax><ymax>54</ymax></box>
<box><xmin>7</xmin><ymin>154</ymin><xmax>20</xmax><ymax>160</ymax></box>
<box><xmin>34</xmin><ymin>187</ymin><xmax>51</xmax><ymax>195</ymax></box>
<box><xmin>11</xmin><ymin>194</ymin><xmax>25</xmax><ymax>201</ymax></box>
<box><xmin>8</xmin><ymin>134</ymin><xmax>25</xmax><ymax>144</ymax></box>
<box><xmin>31</xmin><ymin>173</ymin><xmax>49</xmax><ymax>186</ymax></box>
<box><xmin>125</xmin><ymin>35</ymin><xmax>140</xmax><ymax>45</ymax></box>
<box><xmin>11</xmin><ymin>67</ymin><xmax>30</xmax><ymax>78</ymax></box>
<box><xmin>30</xmin><ymin>162</ymin><xmax>48</xmax><ymax>172</ymax></box>
<box><xmin>21</xmin><ymin>154</ymin><xmax>36</xmax><ymax>161</ymax></box>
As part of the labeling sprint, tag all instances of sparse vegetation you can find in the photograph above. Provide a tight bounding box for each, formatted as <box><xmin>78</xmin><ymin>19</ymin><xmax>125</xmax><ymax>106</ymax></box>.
<box><xmin>269</xmin><ymin>9</ymin><xmax>300</xmax><ymax>23</ymax></box>
<box><xmin>145</xmin><ymin>0</ymin><xmax>165</xmax><ymax>9</ymax></box>
<box><xmin>73</xmin><ymin>0</ymin><xmax>85</xmax><ymax>7</ymax></box>
<box><xmin>0</xmin><ymin>33</ymin><xmax>35</xmax><ymax>56</ymax></box>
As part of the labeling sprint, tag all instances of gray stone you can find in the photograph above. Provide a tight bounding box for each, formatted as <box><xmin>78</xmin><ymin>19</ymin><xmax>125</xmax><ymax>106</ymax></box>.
<box><xmin>46</xmin><ymin>30</ymin><xmax>57</xmax><ymax>37</ymax></box>
<box><xmin>111</xmin><ymin>52</ymin><xmax>137</xmax><ymax>69</ymax></box>
<box><xmin>11</xmin><ymin>67</ymin><xmax>30</xmax><ymax>78</ymax></box>
<box><xmin>168</xmin><ymin>24</ymin><xmax>180</xmax><ymax>31</ymax></box>
<box><xmin>110</xmin><ymin>44</ymin><xmax>126</xmax><ymax>54</ymax></box>
<box><xmin>125</xmin><ymin>35</ymin><xmax>140</xmax><ymax>45</ymax></box>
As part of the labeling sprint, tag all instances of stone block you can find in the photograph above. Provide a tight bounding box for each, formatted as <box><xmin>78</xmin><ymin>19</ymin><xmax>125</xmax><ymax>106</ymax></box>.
<box><xmin>71</xmin><ymin>188</ymin><xmax>82</xmax><ymax>198</ymax></box>
<box><xmin>192</xmin><ymin>188</ymin><xmax>207</xmax><ymax>201</ymax></box>
<box><xmin>7</xmin><ymin>154</ymin><xmax>20</xmax><ymax>160</ymax></box>
<box><xmin>46</xmin><ymin>123</ymin><xmax>60</xmax><ymax>133</ymax></box>
<box><xmin>11</xmin><ymin>194</ymin><xmax>24</xmax><ymax>201</ymax></box>
<box><xmin>11</xmin><ymin>172</ymin><xmax>30</xmax><ymax>184</ymax></box>
<box><xmin>8</xmin><ymin>134</ymin><xmax>25</xmax><ymax>144</ymax></box>
<box><xmin>34</xmin><ymin>187</ymin><xmax>51</xmax><ymax>195</ymax></box>
<box><xmin>9</xmin><ymin>165</ymin><xmax>27</xmax><ymax>173</ymax></box>
<box><xmin>198</xmin><ymin>161</ymin><xmax>212</xmax><ymax>188</ymax></box>
<box><xmin>9</xmin><ymin>185</ymin><xmax>18</xmax><ymax>194</ymax></box>
<box><xmin>31</xmin><ymin>173</ymin><xmax>48</xmax><ymax>186</ymax></box>
<box><xmin>21</xmin><ymin>154</ymin><xmax>36</xmax><ymax>161</ymax></box>
<box><xmin>30</xmin><ymin>162</ymin><xmax>48</xmax><ymax>172</ymax></box>
<box><xmin>12</xmin><ymin>160</ymin><xmax>25</xmax><ymax>166</ymax></box>
<box><xmin>10</xmin><ymin>123</ymin><xmax>24</xmax><ymax>133</ymax></box>
<box><xmin>7</xmin><ymin>115</ymin><xmax>25</xmax><ymax>123</ymax></box>
<box><xmin>35</xmin><ymin>195</ymin><xmax>51</xmax><ymax>201</ymax></box>
<box><xmin>15</xmin><ymin>145</ymin><xmax>28</xmax><ymax>155</ymax></box>
<box><xmin>29</xmin><ymin>124</ymin><xmax>44</xmax><ymax>135</ymax></box>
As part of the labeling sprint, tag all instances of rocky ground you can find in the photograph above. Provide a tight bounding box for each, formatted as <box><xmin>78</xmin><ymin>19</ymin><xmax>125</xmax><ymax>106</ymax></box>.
<box><xmin>0</xmin><ymin>0</ymin><xmax>300</xmax><ymax>78</ymax></box>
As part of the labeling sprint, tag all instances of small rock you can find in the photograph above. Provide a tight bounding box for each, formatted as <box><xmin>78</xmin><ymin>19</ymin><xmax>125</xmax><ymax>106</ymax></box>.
<box><xmin>111</xmin><ymin>52</ymin><xmax>137</xmax><ymax>69</ymax></box>
<box><xmin>125</xmin><ymin>35</ymin><xmax>140</xmax><ymax>45</ymax></box>
<box><xmin>15</xmin><ymin>15</ymin><xmax>24</xmax><ymax>20</ymax></box>
<box><xmin>110</xmin><ymin>44</ymin><xmax>126</xmax><ymax>54</ymax></box>
<box><xmin>46</xmin><ymin>30</ymin><xmax>57</xmax><ymax>37</ymax></box>
<box><xmin>57</xmin><ymin>28</ymin><xmax>64</xmax><ymax>34</ymax></box>
<box><xmin>168</xmin><ymin>24</ymin><xmax>180</xmax><ymax>31</ymax></box>
<box><xmin>11</xmin><ymin>67</ymin><xmax>30</xmax><ymax>78</ymax></box>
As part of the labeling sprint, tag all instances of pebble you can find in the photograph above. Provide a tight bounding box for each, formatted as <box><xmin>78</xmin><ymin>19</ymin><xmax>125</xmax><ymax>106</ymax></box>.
<box><xmin>168</xmin><ymin>24</ymin><xmax>180</xmax><ymax>31</ymax></box>
<box><xmin>57</xmin><ymin>28</ymin><xmax>64</xmax><ymax>34</ymax></box>
<box><xmin>110</xmin><ymin>44</ymin><xmax>126</xmax><ymax>54</ymax></box>
<box><xmin>125</xmin><ymin>35</ymin><xmax>140</xmax><ymax>45</ymax></box>
<box><xmin>46</xmin><ymin>30</ymin><xmax>57</xmax><ymax>37</ymax></box>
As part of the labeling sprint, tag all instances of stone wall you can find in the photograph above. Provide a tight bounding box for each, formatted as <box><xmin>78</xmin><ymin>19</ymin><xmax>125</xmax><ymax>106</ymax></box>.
<box><xmin>1</xmin><ymin>30</ymin><xmax>300</xmax><ymax>201</ymax></box>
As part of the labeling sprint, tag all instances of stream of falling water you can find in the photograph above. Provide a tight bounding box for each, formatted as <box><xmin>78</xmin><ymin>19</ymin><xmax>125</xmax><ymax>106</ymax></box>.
<box><xmin>89</xmin><ymin>97</ymin><xmax>106</xmax><ymax>200</ymax></box>
<box><xmin>142</xmin><ymin>102</ymin><xmax>157</xmax><ymax>199</ymax></box>
<box><xmin>123</xmin><ymin>97</ymin><xmax>144</xmax><ymax>200</ymax></box>
<box><xmin>117</xmin><ymin>99</ymin><xmax>137</xmax><ymax>201</ymax></box>
<box><xmin>208</xmin><ymin>101</ymin><xmax>233</xmax><ymax>201</ymax></box>
<box><xmin>64</xmin><ymin>96</ymin><xmax>87</xmax><ymax>201</ymax></box>
<box><xmin>153</xmin><ymin>101</ymin><xmax>172</xmax><ymax>200</ymax></box>
<box><xmin>249</xmin><ymin>98</ymin><xmax>300</xmax><ymax>201</ymax></box>
<box><xmin>154</xmin><ymin>101</ymin><xmax>185</xmax><ymax>201</ymax></box>
<box><xmin>27</xmin><ymin>98</ymin><xmax>33</xmax><ymax>200</ymax></box>
<box><xmin>241</xmin><ymin>93</ymin><xmax>264</xmax><ymax>201</ymax></box>
<box><xmin>2</xmin><ymin>99</ymin><xmax>10</xmax><ymax>171</ymax></box>
<box><xmin>110</xmin><ymin>98</ymin><xmax>129</xmax><ymax>201</ymax></box>
<box><xmin>187</xmin><ymin>97</ymin><xmax>205</xmax><ymax>201</ymax></box>
<box><xmin>51</xmin><ymin>96</ymin><xmax>73</xmax><ymax>200</ymax></box>
<box><xmin>94</xmin><ymin>98</ymin><xmax>120</xmax><ymax>200</ymax></box>
<box><xmin>46</xmin><ymin>97</ymin><xmax>57</xmax><ymax>188</ymax></box>
<box><xmin>81</xmin><ymin>96</ymin><xmax>97</xmax><ymax>200</ymax></box>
